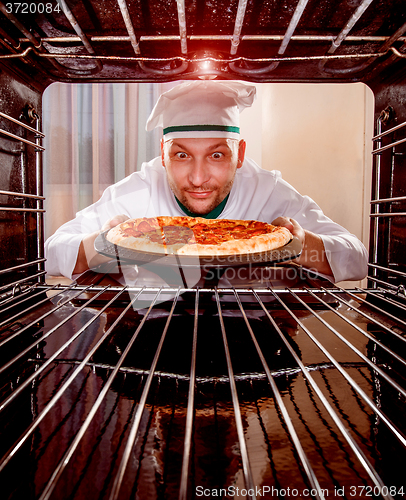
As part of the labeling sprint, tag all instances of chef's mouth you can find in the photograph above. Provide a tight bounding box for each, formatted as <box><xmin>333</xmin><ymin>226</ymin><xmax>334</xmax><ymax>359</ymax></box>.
<box><xmin>186</xmin><ymin>191</ymin><xmax>213</xmax><ymax>198</ymax></box>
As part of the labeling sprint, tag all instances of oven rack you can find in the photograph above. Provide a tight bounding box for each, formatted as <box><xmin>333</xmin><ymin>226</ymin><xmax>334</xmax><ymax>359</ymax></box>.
<box><xmin>0</xmin><ymin>0</ymin><xmax>405</xmax><ymax>83</ymax></box>
<box><xmin>1</xmin><ymin>283</ymin><xmax>406</xmax><ymax>499</ymax></box>
<box><xmin>0</xmin><ymin>109</ymin><xmax>45</xmax><ymax>291</ymax></box>
<box><xmin>369</xmin><ymin>114</ymin><xmax>406</xmax><ymax>293</ymax></box>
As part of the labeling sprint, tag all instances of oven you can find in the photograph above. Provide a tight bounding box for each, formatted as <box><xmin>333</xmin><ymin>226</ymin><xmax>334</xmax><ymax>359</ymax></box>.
<box><xmin>1</xmin><ymin>1</ymin><xmax>406</xmax><ymax>499</ymax></box>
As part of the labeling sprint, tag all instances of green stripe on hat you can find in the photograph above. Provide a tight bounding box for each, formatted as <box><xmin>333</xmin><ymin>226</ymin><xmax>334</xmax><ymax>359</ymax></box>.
<box><xmin>163</xmin><ymin>124</ymin><xmax>240</xmax><ymax>135</ymax></box>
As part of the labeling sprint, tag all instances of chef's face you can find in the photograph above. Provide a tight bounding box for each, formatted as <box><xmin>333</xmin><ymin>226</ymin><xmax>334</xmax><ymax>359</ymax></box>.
<box><xmin>161</xmin><ymin>137</ymin><xmax>246</xmax><ymax>215</ymax></box>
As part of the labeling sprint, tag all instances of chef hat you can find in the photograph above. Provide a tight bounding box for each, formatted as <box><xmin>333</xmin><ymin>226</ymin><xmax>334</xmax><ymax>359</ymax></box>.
<box><xmin>146</xmin><ymin>80</ymin><xmax>256</xmax><ymax>140</ymax></box>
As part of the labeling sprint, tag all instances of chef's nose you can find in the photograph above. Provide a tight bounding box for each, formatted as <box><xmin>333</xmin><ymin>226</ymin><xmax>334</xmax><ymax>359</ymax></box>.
<box><xmin>188</xmin><ymin>158</ymin><xmax>210</xmax><ymax>186</ymax></box>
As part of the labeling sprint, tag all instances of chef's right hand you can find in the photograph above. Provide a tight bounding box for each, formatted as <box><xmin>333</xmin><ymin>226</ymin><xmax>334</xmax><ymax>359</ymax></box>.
<box><xmin>73</xmin><ymin>214</ymin><xmax>130</xmax><ymax>275</ymax></box>
<box><xmin>101</xmin><ymin>214</ymin><xmax>130</xmax><ymax>231</ymax></box>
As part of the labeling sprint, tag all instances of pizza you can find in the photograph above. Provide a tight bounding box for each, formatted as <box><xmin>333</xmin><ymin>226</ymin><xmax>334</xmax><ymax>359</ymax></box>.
<box><xmin>105</xmin><ymin>216</ymin><xmax>292</xmax><ymax>257</ymax></box>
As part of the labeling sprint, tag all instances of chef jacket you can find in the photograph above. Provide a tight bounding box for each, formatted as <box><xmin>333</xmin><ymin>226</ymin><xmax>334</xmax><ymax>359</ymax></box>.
<box><xmin>45</xmin><ymin>157</ymin><xmax>368</xmax><ymax>282</ymax></box>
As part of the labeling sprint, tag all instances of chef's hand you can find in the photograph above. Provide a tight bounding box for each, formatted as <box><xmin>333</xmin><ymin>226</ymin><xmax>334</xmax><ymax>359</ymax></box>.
<box><xmin>101</xmin><ymin>214</ymin><xmax>130</xmax><ymax>231</ymax></box>
<box><xmin>272</xmin><ymin>216</ymin><xmax>334</xmax><ymax>278</ymax></box>
<box><xmin>73</xmin><ymin>214</ymin><xmax>130</xmax><ymax>275</ymax></box>
<box><xmin>272</xmin><ymin>217</ymin><xmax>305</xmax><ymax>246</ymax></box>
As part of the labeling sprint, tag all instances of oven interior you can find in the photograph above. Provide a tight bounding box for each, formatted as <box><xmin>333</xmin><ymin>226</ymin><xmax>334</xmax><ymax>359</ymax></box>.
<box><xmin>1</xmin><ymin>1</ymin><xmax>406</xmax><ymax>499</ymax></box>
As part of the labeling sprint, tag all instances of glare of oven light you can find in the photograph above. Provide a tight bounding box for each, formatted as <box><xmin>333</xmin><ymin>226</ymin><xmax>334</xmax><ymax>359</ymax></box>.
<box><xmin>201</xmin><ymin>59</ymin><xmax>211</xmax><ymax>70</ymax></box>
<box><xmin>194</xmin><ymin>51</ymin><xmax>219</xmax><ymax>79</ymax></box>
<box><xmin>198</xmin><ymin>58</ymin><xmax>217</xmax><ymax>79</ymax></box>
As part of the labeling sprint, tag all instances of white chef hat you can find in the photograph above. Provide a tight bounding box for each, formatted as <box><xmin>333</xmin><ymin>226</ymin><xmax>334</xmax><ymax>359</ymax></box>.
<box><xmin>146</xmin><ymin>80</ymin><xmax>256</xmax><ymax>141</ymax></box>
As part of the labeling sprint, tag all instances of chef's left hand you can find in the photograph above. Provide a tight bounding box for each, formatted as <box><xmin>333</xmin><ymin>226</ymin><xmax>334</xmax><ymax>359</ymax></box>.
<box><xmin>271</xmin><ymin>217</ymin><xmax>305</xmax><ymax>246</ymax></box>
<box><xmin>271</xmin><ymin>216</ymin><xmax>334</xmax><ymax>278</ymax></box>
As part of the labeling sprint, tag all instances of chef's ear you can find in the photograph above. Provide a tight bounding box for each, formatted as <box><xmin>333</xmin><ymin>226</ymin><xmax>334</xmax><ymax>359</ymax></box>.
<box><xmin>160</xmin><ymin>138</ymin><xmax>165</xmax><ymax>167</ymax></box>
<box><xmin>237</xmin><ymin>139</ymin><xmax>246</xmax><ymax>168</ymax></box>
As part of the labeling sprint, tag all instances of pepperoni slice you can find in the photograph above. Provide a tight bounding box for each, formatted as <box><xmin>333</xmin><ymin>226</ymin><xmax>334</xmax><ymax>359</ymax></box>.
<box><xmin>162</xmin><ymin>225</ymin><xmax>194</xmax><ymax>245</ymax></box>
<box><xmin>248</xmin><ymin>220</ymin><xmax>267</xmax><ymax>229</ymax></box>
<box><xmin>191</xmin><ymin>223</ymin><xmax>209</xmax><ymax>232</ymax></box>
<box><xmin>137</xmin><ymin>221</ymin><xmax>154</xmax><ymax>233</ymax></box>
<box><xmin>231</xmin><ymin>232</ymin><xmax>246</xmax><ymax>240</ymax></box>
<box><xmin>249</xmin><ymin>229</ymin><xmax>268</xmax><ymax>237</ymax></box>
<box><xmin>122</xmin><ymin>228</ymin><xmax>143</xmax><ymax>237</ymax></box>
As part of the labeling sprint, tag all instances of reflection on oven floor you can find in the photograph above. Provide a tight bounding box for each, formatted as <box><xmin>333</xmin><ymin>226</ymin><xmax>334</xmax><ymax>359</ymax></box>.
<box><xmin>1</xmin><ymin>285</ymin><xmax>406</xmax><ymax>499</ymax></box>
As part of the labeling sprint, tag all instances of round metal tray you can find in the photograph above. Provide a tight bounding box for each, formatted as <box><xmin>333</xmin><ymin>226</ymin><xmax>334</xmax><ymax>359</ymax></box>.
<box><xmin>94</xmin><ymin>230</ymin><xmax>302</xmax><ymax>269</ymax></box>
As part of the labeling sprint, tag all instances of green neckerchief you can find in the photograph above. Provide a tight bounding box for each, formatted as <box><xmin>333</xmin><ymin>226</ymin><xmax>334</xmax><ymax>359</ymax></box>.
<box><xmin>175</xmin><ymin>194</ymin><xmax>229</xmax><ymax>219</ymax></box>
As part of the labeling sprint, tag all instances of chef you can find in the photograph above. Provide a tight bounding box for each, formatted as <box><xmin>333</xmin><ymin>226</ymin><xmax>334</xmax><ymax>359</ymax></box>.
<box><xmin>45</xmin><ymin>80</ymin><xmax>368</xmax><ymax>283</ymax></box>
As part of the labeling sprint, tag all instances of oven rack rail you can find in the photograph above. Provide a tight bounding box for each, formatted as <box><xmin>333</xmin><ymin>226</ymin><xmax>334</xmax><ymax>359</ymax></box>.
<box><xmin>0</xmin><ymin>109</ymin><xmax>45</xmax><ymax>290</ymax></box>
<box><xmin>2</xmin><ymin>273</ymin><xmax>406</xmax><ymax>322</ymax></box>
<box><xmin>369</xmin><ymin>114</ymin><xmax>406</xmax><ymax>292</ymax></box>
<box><xmin>26</xmin><ymin>357</ymin><xmax>372</xmax><ymax>386</ymax></box>
<box><xmin>0</xmin><ymin>0</ymin><xmax>405</xmax><ymax>81</ymax></box>
<box><xmin>1</xmin><ymin>283</ymin><xmax>406</xmax><ymax>499</ymax></box>
<box><xmin>372</xmin><ymin>119</ymin><xmax>406</xmax><ymax>156</ymax></box>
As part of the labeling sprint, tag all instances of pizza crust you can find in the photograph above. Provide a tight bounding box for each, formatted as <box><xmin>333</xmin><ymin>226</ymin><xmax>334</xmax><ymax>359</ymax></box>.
<box><xmin>106</xmin><ymin>216</ymin><xmax>292</xmax><ymax>256</ymax></box>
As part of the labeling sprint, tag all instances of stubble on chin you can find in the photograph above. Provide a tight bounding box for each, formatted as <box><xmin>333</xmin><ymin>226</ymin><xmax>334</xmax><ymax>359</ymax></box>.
<box><xmin>170</xmin><ymin>178</ymin><xmax>234</xmax><ymax>215</ymax></box>
<box><xmin>169</xmin><ymin>180</ymin><xmax>217</xmax><ymax>214</ymax></box>
<box><xmin>178</xmin><ymin>195</ymin><xmax>218</xmax><ymax>215</ymax></box>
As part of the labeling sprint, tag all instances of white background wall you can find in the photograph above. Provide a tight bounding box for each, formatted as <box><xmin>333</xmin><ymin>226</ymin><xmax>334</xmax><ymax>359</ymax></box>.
<box><xmin>240</xmin><ymin>83</ymin><xmax>374</xmax><ymax>287</ymax></box>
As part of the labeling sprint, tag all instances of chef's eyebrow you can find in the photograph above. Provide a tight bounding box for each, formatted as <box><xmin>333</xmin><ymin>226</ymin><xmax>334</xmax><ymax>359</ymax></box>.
<box><xmin>209</xmin><ymin>142</ymin><xmax>233</xmax><ymax>150</ymax></box>
<box><xmin>170</xmin><ymin>140</ymin><xmax>233</xmax><ymax>150</ymax></box>
<box><xmin>170</xmin><ymin>141</ymin><xmax>188</xmax><ymax>149</ymax></box>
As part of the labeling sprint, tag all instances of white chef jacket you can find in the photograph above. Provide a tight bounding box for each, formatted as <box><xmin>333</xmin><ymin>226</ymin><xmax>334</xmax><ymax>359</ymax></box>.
<box><xmin>45</xmin><ymin>157</ymin><xmax>368</xmax><ymax>282</ymax></box>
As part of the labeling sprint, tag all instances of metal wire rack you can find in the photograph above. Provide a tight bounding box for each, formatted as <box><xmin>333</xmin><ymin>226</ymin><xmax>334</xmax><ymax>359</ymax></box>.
<box><xmin>369</xmin><ymin>112</ymin><xmax>406</xmax><ymax>293</ymax></box>
<box><xmin>0</xmin><ymin>0</ymin><xmax>405</xmax><ymax>82</ymax></box>
<box><xmin>0</xmin><ymin>109</ymin><xmax>45</xmax><ymax>293</ymax></box>
<box><xmin>0</xmin><ymin>283</ymin><xmax>406</xmax><ymax>499</ymax></box>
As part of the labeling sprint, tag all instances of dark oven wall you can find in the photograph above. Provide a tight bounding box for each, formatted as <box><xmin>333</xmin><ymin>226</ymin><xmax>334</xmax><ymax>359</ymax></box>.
<box><xmin>0</xmin><ymin>68</ymin><xmax>44</xmax><ymax>289</ymax></box>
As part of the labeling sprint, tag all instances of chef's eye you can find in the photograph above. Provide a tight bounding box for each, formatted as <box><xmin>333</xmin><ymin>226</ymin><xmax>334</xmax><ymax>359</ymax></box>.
<box><xmin>211</xmin><ymin>152</ymin><xmax>224</xmax><ymax>159</ymax></box>
<box><xmin>175</xmin><ymin>152</ymin><xmax>189</xmax><ymax>159</ymax></box>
